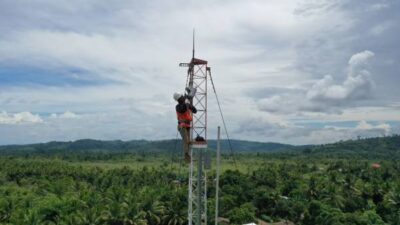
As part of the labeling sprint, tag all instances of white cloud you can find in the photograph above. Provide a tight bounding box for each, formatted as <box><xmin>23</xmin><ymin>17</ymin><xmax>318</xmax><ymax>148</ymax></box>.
<box><xmin>308</xmin><ymin>120</ymin><xmax>392</xmax><ymax>144</ymax></box>
<box><xmin>306</xmin><ymin>75</ymin><xmax>347</xmax><ymax>100</ymax></box>
<box><xmin>235</xmin><ymin>115</ymin><xmax>394</xmax><ymax>145</ymax></box>
<box><xmin>258</xmin><ymin>50</ymin><xmax>376</xmax><ymax>115</ymax></box>
<box><xmin>307</xmin><ymin>50</ymin><xmax>375</xmax><ymax>102</ymax></box>
<box><xmin>348</xmin><ymin>50</ymin><xmax>374</xmax><ymax>68</ymax></box>
<box><xmin>369</xmin><ymin>21</ymin><xmax>393</xmax><ymax>36</ymax></box>
<box><xmin>0</xmin><ymin>111</ymin><xmax>43</xmax><ymax>124</ymax></box>
<box><xmin>0</xmin><ymin>109</ymin><xmax>176</xmax><ymax>145</ymax></box>
<box><xmin>356</xmin><ymin>120</ymin><xmax>391</xmax><ymax>134</ymax></box>
<box><xmin>50</xmin><ymin>111</ymin><xmax>80</xmax><ymax>119</ymax></box>
<box><xmin>258</xmin><ymin>95</ymin><xmax>292</xmax><ymax>113</ymax></box>
<box><xmin>367</xmin><ymin>3</ymin><xmax>389</xmax><ymax>12</ymax></box>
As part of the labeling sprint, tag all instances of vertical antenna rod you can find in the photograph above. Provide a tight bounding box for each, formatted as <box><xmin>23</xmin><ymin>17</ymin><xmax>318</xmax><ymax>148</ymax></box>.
<box><xmin>215</xmin><ymin>126</ymin><xmax>221</xmax><ymax>225</ymax></box>
<box><xmin>192</xmin><ymin>29</ymin><xmax>195</xmax><ymax>59</ymax></box>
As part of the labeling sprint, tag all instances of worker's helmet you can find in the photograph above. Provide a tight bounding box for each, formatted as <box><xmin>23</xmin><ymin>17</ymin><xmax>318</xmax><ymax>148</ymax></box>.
<box><xmin>173</xmin><ymin>92</ymin><xmax>183</xmax><ymax>101</ymax></box>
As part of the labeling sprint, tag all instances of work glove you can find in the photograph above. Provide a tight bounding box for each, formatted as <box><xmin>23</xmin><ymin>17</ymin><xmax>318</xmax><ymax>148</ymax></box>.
<box><xmin>185</xmin><ymin>98</ymin><xmax>190</xmax><ymax>104</ymax></box>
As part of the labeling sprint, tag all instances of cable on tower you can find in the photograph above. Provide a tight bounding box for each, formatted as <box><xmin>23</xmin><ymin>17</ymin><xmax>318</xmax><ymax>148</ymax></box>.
<box><xmin>209</xmin><ymin>71</ymin><xmax>238</xmax><ymax>169</ymax></box>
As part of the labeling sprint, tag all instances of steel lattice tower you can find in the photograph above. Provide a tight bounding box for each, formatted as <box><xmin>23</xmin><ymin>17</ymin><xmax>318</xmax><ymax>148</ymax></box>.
<box><xmin>179</xmin><ymin>37</ymin><xmax>210</xmax><ymax>225</ymax></box>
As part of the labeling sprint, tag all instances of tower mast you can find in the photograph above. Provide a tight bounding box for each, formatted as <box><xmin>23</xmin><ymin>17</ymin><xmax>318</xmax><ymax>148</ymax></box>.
<box><xmin>180</xmin><ymin>31</ymin><xmax>210</xmax><ymax>225</ymax></box>
<box><xmin>192</xmin><ymin>29</ymin><xmax>195</xmax><ymax>59</ymax></box>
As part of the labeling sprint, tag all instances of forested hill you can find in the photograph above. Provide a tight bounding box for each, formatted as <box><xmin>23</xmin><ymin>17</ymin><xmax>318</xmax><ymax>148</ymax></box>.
<box><xmin>0</xmin><ymin>135</ymin><xmax>399</xmax><ymax>157</ymax></box>
<box><xmin>302</xmin><ymin>135</ymin><xmax>400</xmax><ymax>159</ymax></box>
<box><xmin>0</xmin><ymin>139</ymin><xmax>294</xmax><ymax>154</ymax></box>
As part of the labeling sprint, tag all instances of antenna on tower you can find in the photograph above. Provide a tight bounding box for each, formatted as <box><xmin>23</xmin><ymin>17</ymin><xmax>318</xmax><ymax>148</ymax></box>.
<box><xmin>192</xmin><ymin>29</ymin><xmax>195</xmax><ymax>59</ymax></box>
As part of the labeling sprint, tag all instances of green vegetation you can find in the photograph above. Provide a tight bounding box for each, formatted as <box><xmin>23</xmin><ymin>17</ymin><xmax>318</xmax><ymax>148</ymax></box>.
<box><xmin>0</xmin><ymin>139</ymin><xmax>295</xmax><ymax>155</ymax></box>
<box><xmin>0</xmin><ymin>135</ymin><xmax>399</xmax><ymax>225</ymax></box>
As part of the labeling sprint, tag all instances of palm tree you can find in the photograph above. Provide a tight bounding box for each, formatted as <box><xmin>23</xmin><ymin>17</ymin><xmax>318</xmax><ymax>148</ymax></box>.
<box><xmin>103</xmin><ymin>201</ymin><xmax>130</xmax><ymax>225</ymax></box>
<box><xmin>387</xmin><ymin>192</ymin><xmax>400</xmax><ymax>208</ymax></box>
<box><xmin>124</xmin><ymin>193</ymin><xmax>148</xmax><ymax>225</ymax></box>
<box><xmin>162</xmin><ymin>200</ymin><xmax>186</xmax><ymax>225</ymax></box>
<box><xmin>22</xmin><ymin>210</ymin><xmax>42</xmax><ymax>225</ymax></box>
<box><xmin>322</xmin><ymin>184</ymin><xmax>345</xmax><ymax>209</ymax></box>
<box><xmin>77</xmin><ymin>207</ymin><xmax>108</xmax><ymax>225</ymax></box>
<box><xmin>58</xmin><ymin>212</ymin><xmax>83</xmax><ymax>225</ymax></box>
<box><xmin>307</xmin><ymin>176</ymin><xmax>319</xmax><ymax>200</ymax></box>
<box><xmin>140</xmin><ymin>201</ymin><xmax>165</xmax><ymax>225</ymax></box>
<box><xmin>0</xmin><ymin>198</ymin><xmax>13</xmax><ymax>223</ymax></box>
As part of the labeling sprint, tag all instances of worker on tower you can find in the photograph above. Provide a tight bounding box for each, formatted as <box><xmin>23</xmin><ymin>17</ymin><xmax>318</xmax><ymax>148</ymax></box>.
<box><xmin>174</xmin><ymin>87</ymin><xmax>197</xmax><ymax>163</ymax></box>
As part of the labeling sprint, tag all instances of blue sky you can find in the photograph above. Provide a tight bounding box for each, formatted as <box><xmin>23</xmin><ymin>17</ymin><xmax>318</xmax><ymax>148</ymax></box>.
<box><xmin>0</xmin><ymin>0</ymin><xmax>399</xmax><ymax>145</ymax></box>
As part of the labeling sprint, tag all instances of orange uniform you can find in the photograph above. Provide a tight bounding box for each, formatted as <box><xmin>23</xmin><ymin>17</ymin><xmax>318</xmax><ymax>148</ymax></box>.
<box><xmin>177</xmin><ymin>108</ymin><xmax>193</xmax><ymax>128</ymax></box>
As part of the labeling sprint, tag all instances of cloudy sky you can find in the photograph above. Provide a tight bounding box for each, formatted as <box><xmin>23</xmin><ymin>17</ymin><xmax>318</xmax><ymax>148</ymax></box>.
<box><xmin>0</xmin><ymin>0</ymin><xmax>399</xmax><ymax>145</ymax></box>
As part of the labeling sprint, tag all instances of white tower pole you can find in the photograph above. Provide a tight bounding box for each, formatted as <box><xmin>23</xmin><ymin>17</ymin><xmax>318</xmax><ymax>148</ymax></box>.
<box><xmin>215</xmin><ymin>126</ymin><xmax>221</xmax><ymax>225</ymax></box>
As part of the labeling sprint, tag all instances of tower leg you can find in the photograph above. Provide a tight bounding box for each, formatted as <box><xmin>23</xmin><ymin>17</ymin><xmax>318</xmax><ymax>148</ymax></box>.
<box><xmin>188</xmin><ymin>147</ymin><xmax>193</xmax><ymax>225</ymax></box>
<box><xmin>197</xmin><ymin>149</ymin><xmax>203</xmax><ymax>225</ymax></box>
<box><xmin>188</xmin><ymin>145</ymin><xmax>207</xmax><ymax>225</ymax></box>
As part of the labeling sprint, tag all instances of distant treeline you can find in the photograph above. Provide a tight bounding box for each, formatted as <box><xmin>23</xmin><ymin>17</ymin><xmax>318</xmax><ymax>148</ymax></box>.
<box><xmin>0</xmin><ymin>135</ymin><xmax>399</xmax><ymax>159</ymax></box>
<box><xmin>299</xmin><ymin>135</ymin><xmax>400</xmax><ymax>159</ymax></box>
<box><xmin>0</xmin><ymin>139</ymin><xmax>295</xmax><ymax>155</ymax></box>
